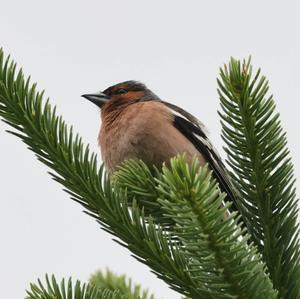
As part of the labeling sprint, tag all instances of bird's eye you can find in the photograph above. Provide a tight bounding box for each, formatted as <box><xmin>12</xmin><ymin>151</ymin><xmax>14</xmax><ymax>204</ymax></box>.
<box><xmin>116</xmin><ymin>88</ymin><xmax>127</xmax><ymax>94</ymax></box>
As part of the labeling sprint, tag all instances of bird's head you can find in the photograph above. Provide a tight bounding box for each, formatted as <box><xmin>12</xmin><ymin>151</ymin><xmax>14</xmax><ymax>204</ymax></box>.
<box><xmin>82</xmin><ymin>81</ymin><xmax>159</xmax><ymax>111</ymax></box>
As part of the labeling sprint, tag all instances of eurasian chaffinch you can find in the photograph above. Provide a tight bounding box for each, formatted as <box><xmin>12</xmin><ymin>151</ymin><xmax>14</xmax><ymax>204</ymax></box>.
<box><xmin>82</xmin><ymin>80</ymin><xmax>237</xmax><ymax>209</ymax></box>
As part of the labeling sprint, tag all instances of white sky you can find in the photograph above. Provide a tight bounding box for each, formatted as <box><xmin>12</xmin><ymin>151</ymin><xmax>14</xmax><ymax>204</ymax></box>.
<box><xmin>1</xmin><ymin>1</ymin><xmax>300</xmax><ymax>298</ymax></box>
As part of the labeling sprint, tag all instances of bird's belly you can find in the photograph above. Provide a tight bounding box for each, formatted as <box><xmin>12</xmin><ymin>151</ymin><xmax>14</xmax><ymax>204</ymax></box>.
<box><xmin>100</xmin><ymin>124</ymin><xmax>204</xmax><ymax>173</ymax></box>
<box><xmin>101</xmin><ymin>129</ymin><xmax>163</xmax><ymax>171</ymax></box>
<box><xmin>99</xmin><ymin>101</ymin><xmax>205</xmax><ymax>173</ymax></box>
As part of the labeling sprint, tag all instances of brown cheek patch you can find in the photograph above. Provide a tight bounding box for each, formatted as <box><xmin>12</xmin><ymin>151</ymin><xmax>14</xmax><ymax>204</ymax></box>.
<box><xmin>101</xmin><ymin>91</ymin><xmax>145</xmax><ymax>119</ymax></box>
<box><xmin>123</xmin><ymin>91</ymin><xmax>144</xmax><ymax>101</ymax></box>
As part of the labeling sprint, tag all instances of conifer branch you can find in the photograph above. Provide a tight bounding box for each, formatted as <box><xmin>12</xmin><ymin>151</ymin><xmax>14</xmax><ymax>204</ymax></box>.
<box><xmin>218</xmin><ymin>57</ymin><xmax>300</xmax><ymax>298</ymax></box>
<box><xmin>89</xmin><ymin>270</ymin><xmax>155</xmax><ymax>299</ymax></box>
<box><xmin>0</xmin><ymin>49</ymin><xmax>202</xmax><ymax>297</ymax></box>
<box><xmin>0</xmin><ymin>49</ymin><xmax>238</xmax><ymax>298</ymax></box>
<box><xmin>26</xmin><ymin>275</ymin><xmax>128</xmax><ymax>299</ymax></box>
<box><xmin>117</xmin><ymin>158</ymin><xmax>277</xmax><ymax>299</ymax></box>
<box><xmin>0</xmin><ymin>49</ymin><xmax>287</xmax><ymax>298</ymax></box>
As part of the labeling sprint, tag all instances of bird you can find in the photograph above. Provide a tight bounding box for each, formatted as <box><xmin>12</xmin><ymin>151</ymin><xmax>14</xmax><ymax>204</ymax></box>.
<box><xmin>82</xmin><ymin>80</ymin><xmax>238</xmax><ymax>210</ymax></box>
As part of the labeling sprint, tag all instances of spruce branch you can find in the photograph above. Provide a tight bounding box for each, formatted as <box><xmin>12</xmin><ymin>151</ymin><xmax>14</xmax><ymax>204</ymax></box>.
<box><xmin>117</xmin><ymin>158</ymin><xmax>277</xmax><ymax>299</ymax></box>
<box><xmin>89</xmin><ymin>270</ymin><xmax>155</xmax><ymax>299</ymax></box>
<box><xmin>218</xmin><ymin>57</ymin><xmax>300</xmax><ymax>298</ymax></box>
<box><xmin>158</xmin><ymin>157</ymin><xmax>271</xmax><ymax>298</ymax></box>
<box><xmin>0</xmin><ymin>50</ymin><xmax>202</xmax><ymax>298</ymax></box>
<box><xmin>26</xmin><ymin>274</ymin><xmax>128</xmax><ymax>299</ymax></box>
<box><xmin>113</xmin><ymin>160</ymin><xmax>174</xmax><ymax>228</ymax></box>
<box><xmin>0</xmin><ymin>49</ymin><xmax>283</xmax><ymax>298</ymax></box>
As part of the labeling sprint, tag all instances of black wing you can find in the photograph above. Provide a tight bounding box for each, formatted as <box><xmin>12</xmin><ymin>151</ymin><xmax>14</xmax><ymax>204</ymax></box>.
<box><xmin>161</xmin><ymin>101</ymin><xmax>239</xmax><ymax>213</ymax></box>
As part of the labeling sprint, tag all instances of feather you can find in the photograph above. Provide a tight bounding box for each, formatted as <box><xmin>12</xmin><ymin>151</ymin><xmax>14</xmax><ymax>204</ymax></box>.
<box><xmin>162</xmin><ymin>100</ymin><xmax>239</xmax><ymax>212</ymax></box>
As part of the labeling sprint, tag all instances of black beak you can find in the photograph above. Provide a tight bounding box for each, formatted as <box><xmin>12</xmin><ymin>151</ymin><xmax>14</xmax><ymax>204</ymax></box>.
<box><xmin>81</xmin><ymin>92</ymin><xmax>109</xmax><ymax>108</ymax></box>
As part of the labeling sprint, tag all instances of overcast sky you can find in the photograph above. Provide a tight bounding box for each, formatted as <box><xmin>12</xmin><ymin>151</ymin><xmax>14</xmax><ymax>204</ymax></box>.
<box><xmin>1</xmin><ymin>1</ymin><xmax>300</xmax><ymax>298</ymax></box>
